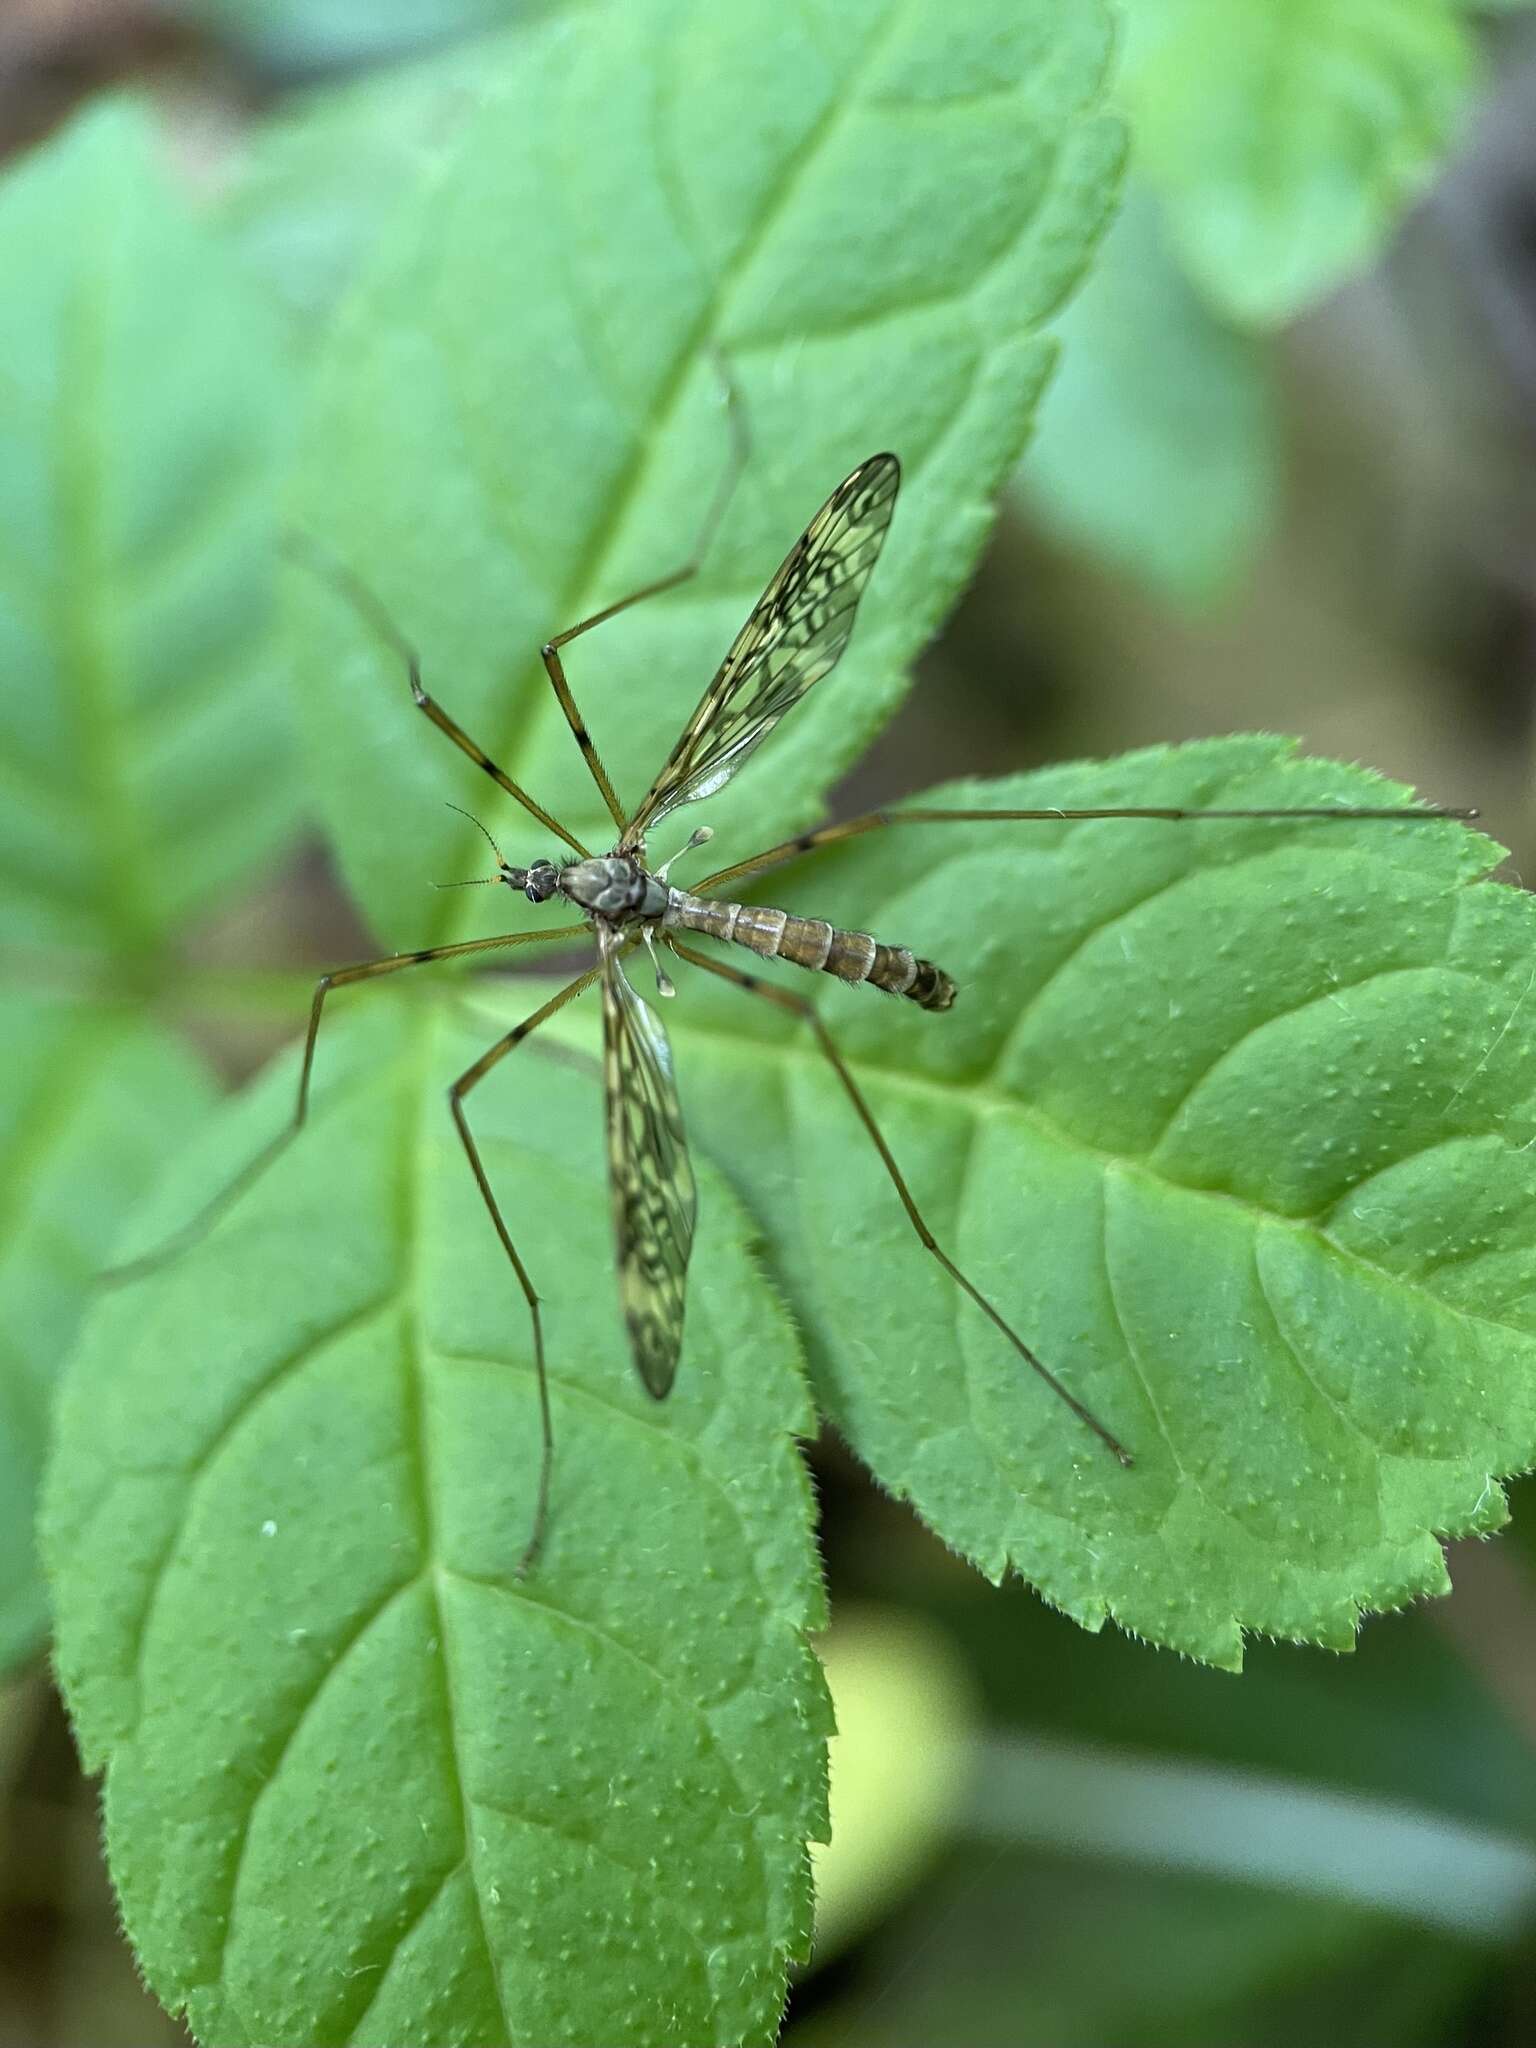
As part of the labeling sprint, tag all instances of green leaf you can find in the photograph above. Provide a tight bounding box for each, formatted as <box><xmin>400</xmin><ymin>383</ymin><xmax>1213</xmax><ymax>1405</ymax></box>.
<box><xmin>214</xmin><ymin>35</ymin><xmax>500</xmax><ymax>335</ymax></box>
<box><xmin>631</xmin><ymin>737</ymin><xmax>1536</xmax><ymax>1668</ymax></box>
<box><xmin>0</xmin><ymin>996</ymin><xmax>213</xmax><ymax>1673</ymax></box>
<box><xmin>0</xmin><ymin>97</ymin><xmax>302</xmax><ymax>959</ymax></box>
<box><xmin>1118</xmin><ymin>0</ymin><xmax>1476</xmax><ymax>325</ymax></box>
<box><xmin>288</xmin><ymin>0</ymin><xmax>1123</xmax><ymax>946</ymax></box>
<box><xmin>1020</xmin><ymin>183</ymin><xmax>1279</xmax><ymax>606</ymax></box>
<box><xmin>46</xmin><ymin>996</ymin><xmax>825</xmax><ymax>2048</ymax></box>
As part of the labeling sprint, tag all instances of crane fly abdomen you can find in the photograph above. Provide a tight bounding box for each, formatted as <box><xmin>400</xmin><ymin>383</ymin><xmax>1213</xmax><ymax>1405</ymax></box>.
<box><xmin>664</xmin><ymin>892</ymin><xmax>956</xmax><ymax>1010</ymax></box>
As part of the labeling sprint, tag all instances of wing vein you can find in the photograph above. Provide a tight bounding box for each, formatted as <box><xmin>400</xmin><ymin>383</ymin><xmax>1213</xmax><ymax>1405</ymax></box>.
<box><xmin>623</xmin><ymin>452</ymin><xmax>900</xmax><ymax>841</ymax></box>
<box><xmin>602</xmin><ymin>931</ymin><xmax>698</xmax><ymax>1395</ymax></box>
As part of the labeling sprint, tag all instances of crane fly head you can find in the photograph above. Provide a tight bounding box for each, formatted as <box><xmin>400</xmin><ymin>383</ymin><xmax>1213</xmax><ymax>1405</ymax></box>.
<box><xmin>433</xmin><ymin>803</ymin><xmax>559</xmax><ymax>899</ymax></box>
<box><xmin>505</xmin><ymin>858</ymin><xmax>561</xmax><ymax>904</ymax></box>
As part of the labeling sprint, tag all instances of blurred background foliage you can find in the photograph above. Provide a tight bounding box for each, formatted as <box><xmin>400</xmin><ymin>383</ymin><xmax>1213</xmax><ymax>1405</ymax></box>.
<box><xmin>5</xmin><ymin>0</ymin><xmax>1536</xmax><ymax>2042</ymax></box>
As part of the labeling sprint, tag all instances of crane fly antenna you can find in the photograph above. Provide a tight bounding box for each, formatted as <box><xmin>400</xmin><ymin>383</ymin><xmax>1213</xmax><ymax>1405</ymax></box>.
<box><xmin>445</xmin><ymin>799</ymin><xmax>507</xmax><ymax>863</ymax></box>
<box><xmin>434</xmin><ymin>801</ymin><xmax>509</xmax><ymax>888</ymax></box>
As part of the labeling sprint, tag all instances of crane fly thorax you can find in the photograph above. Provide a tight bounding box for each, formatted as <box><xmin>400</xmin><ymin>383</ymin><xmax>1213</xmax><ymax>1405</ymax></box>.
<box><xmin>560</xmin><ymin>853</ymin><xmax>668</xmax><ymax>924</ymax></box>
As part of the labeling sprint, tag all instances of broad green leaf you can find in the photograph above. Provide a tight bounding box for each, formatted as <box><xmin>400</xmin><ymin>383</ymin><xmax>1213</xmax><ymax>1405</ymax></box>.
<box><xmin>1021</xmin><ymin>183</ymin><xmax>1278</xmax><ymax>606</ymax></box>
<box><xmin>0</xmin><ymin>97</ymin><xmax>302</xmax><ymax>959</ymax></box>
<box><xmin>0</xmin><ymin>996</ymin><xmax>213</xmax><ymax>1672</ymax></box>
<box><xmin>616</xmin><ymin>737</ymin><xmax>1534</xmax><ymax>1668</ymax></box>
<box><xmin>1118</xmin><ymin>0</ymin><xmax>1476</xmax><ymax>326</ymax></box>
<box><xmin>46</xmin><ymin>996</ymin><xmax>825</xmax><ymax>2048</ymax></box>
<box><xmin>289</xmin><ymin>0</ymin><xmax>1123</xmax><ymax>947</ymax></box>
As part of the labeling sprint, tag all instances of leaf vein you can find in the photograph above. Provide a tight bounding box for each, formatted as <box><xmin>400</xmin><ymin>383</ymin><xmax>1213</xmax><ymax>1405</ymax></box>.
<box><xmin>125</xmin><ymin>1288</ymin><xmax>402</xmax><ymax>1721</ymax></box>
<box><xmin>983</xmin><ymin>858</ymin><xmax>1224</xmax><ymax>1089</ymax></box>
<box><xmin>1098</xmin><ymin>1172</ymin><xmax>1190</xmax><ymax>1506</ymax></box>
<box><xmin>343</xmin><ymin>1857</ymin><xmax>467</xmax><ymax>2047</ymax></box>
<box><xmin>400</xmin><ymin>1018</ymin><xmax>516</xmax><ymax>2046</ymax></box>
<box><xmin>469</xmin><ymin>1793</ymin><xmax>653</xmax><ymax>1886</ymax></box>
<box><xmin>210</xmin><ymin>1571</ymin><xmax>427</xmax><ymax>2016</ymax></box>
<box><xmin>445</xmin><ymin>1560</ymin><xmax>768</xmax><ymax>1741</ymax></box>
<box><xmin>430</xmin><ymin>1347</ymin><xmax>760</xmax><ymax>1595</ymax></box>
<box><xmin>1253</xmin><ymin>1244</ymin><xmax>1387</xmax><ymax>1459</ymax></box>
<box><xmin>1151</xmin><ymin>962</ymin><xmax>1486</xmax><ymax>1153</ymax></box>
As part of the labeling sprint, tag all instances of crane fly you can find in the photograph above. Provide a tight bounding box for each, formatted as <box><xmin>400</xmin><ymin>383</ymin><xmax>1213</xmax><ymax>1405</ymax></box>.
<box><xmin>116</xmin><ymin>431</ymin><xmax>1476</xmax><ymax>1571</ymax></box>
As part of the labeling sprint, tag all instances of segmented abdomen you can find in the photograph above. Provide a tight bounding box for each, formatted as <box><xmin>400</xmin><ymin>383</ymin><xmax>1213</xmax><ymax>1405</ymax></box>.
<box><xmin>665</xmin><ymin>895</ymin><xmax>956</xmax><ymax>1011</ymax></box>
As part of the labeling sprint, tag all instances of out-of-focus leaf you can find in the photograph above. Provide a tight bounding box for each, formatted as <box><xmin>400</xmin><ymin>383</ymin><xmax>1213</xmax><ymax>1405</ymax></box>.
<box><xmin>168</xmin><ymin>0</ymin><xmax>530</xmax><ymax>73</ymax></box>
<box><xmin>1021</xmin><ymin>184</ymin><xmax>1278</xmax><ymax>606</ymax></box>
<box><xmin>966</xmin><ymin>1730</ymin><xmax>1536</xmax><ymax>1937</ymax></box>
<box><xmin>794</xmin><ymin>1584</ymin><xmax>1533</xmax><ymax>2043</ymax></box>
<box><xmin>46</xmin><ymin>994</ymin><xmax>825</xmax><ymax>2048</ymax></box>
<box><xmin>0</xmin><ymin>97</ymin><xmax>301</xmax><ymax>960</ymax></box>
<box><xmin>939</xmin><ymin>1561</ymin><xmax>1536</xmax><ymax>1842</ymax></box>
<box><xmin>215</xmin><ymin>35</ymin><xmax>497</xmax><ymax>333</ymax></box>
<box><xmin>0</xmin><ymin>997</ymin><xmax>213</xmax><ymax>1673</ymax></box>
<box><xmin>811</xmin><ymin>1608</ymin><xmax>974</xmax><ymax>1960</ymax></box>
<box><xmin>639</xmin><ymin>738</ymin><xmax>1534</xmax><ymax>1667</ymax></box>
<box><xmin>1118</xmin><ymin>0</ymin><xmax>1476</xmax><ymax>326</ymax></box>
<box><xmin>288</xmin><ymin>0</ymin><xmax>1123</xmax><ymax>947</ymax></box>
<box><xmin>789</xmin><ymin>1847</ymin><xmax>1486</xmax><ymax>2047</ymax></box>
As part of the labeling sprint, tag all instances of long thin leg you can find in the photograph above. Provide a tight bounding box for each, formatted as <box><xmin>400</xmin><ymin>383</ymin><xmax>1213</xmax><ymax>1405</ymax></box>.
<box><xmin>695</xmin><ymin>798</ymin><xmax>1477</xmax><ymax>895</ymax></box>
<box><xmin>539</xmin><ymin>366</ymin><xmax>752</xmax><ymax>833</ymax></box>
<box><xmin>285</xmin><ymin>534</ymin><xmax>589</xmax><ymax>858</ymax></box>
<box><xmin>448</xmin><ymin>963</ymin><xmax>604</xmax><ymax>1574</ymax></box>
<box><xmin>107</xmin><ymin>925</ymin><xmax>586</xmax><ymax>1284</ymax></box>
<box><xmin>667</xmin><ymin>938</ymin><xmax>1133</xmax><ymax>1468</ymax></box>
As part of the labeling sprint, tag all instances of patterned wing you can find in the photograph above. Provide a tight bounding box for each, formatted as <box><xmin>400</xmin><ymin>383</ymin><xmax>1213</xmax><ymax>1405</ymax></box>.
<box><xmin>623</xmin><ymin>452</ymin><xmax>900</xmax><ymax>845</ymax></box>
<box><xmin>601</xmin><ymin>930</ymin><xmax>698</xmax><ymax>1398</ymax></box>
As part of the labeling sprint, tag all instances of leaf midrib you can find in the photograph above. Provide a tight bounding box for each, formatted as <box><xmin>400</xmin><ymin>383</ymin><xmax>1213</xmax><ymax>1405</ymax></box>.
<box><xmin>391</xmin><ymin>1006</ymin><xmax>787</xmax><ymax>2043</ymax></box>
<box><xmin>397</xmin><ymin>1014</ymin><xmax>516</xmax><ymax>2047</ymax></box>
<box><xmin>439</xmin><ymin>0</ymin><xmax>901</xmax><ymax>953</ymax></box>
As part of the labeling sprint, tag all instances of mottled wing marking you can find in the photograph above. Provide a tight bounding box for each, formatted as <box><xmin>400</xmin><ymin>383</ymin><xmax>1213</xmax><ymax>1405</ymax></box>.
<box><xmin>622</xmin><ymin>452</ymin><xmax>900</xmax><ymax>844</ymax></box>
<box><xmin>600</xmin><ymin>929</ymin><xmax>697</xmax><ymax>1398</ymax></box>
